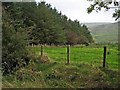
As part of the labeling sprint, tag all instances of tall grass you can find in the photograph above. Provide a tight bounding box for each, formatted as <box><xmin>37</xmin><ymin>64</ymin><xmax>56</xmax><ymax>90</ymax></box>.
<box><xmin>3</xmin><ymin>45</ymin><xmax>119</xmax><ymax>88</ymax></box>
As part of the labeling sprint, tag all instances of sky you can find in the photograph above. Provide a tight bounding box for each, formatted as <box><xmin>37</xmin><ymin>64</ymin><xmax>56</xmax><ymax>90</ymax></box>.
<box><xmin>35</xmin><ymin>0</ymin><xmax>119</xmax><ymax>23</ymax></box>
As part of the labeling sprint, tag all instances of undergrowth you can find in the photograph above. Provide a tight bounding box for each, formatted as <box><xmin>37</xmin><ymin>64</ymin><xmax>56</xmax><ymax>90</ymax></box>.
<box><xmin>2</xmin><ymin>61</ymin><xmax>119</xmax><ymax>88</ymax></box>
<box><xmin>2</xmin><ymin>46</ymin><xmax>119</xmax><ymax>88</ymax></box>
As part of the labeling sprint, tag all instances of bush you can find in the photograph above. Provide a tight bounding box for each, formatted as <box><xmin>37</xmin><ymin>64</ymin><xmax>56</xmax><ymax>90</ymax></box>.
<box><xmin>2</xmin><ymin>27</ymin><xmax>28</xmax><ymax>74</ymax></box>
<box><xmin>2</xmin><ymin>3</ymin><xmax>29</xmax><ymax>75</ymax></box>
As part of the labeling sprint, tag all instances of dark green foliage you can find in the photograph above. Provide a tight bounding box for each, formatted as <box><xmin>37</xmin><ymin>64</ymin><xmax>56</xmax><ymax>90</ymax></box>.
<box><xmin>2</xmin><ymin>2</ymin><xmax>30</xmax><ymax>75</ymax></box>
<box><xmin>2</xmin><ymin>2</ymin><xmax>94</xmax><ymax>75</ymax></box>
<box><xmin>20</xmin><ymin>1</ymin><xmax>94</xmax><ymax>45</ymax></box>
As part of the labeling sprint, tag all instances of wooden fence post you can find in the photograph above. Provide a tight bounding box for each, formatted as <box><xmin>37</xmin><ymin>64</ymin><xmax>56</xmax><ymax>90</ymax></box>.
<box><xmin>103</xmin><ymin>46</ymin><xmax>107</xmax><ymax>67</ymax></box>
<box><xmin>41</xmin><ymin>45</ymin><xmax>43</xmax><ymax>57</ymax></box>
<box><xmin>67</xmin><ymin>45</ymin><xmax>70</xmax><ymax>64</ymax></box>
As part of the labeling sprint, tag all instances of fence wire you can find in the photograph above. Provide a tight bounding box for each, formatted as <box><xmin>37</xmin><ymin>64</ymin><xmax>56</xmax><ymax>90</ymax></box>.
<box><xmin>30</xmin><ymin>45</ymin><xmax>118</xmax><ymax>70</ymax></box>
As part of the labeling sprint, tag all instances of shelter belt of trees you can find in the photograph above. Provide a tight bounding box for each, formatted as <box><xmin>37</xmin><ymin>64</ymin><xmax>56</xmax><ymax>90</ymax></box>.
<box><xmin>2</xmin><ymin>2</ymin><xmax>94</xmax><ymax>75</ymax></box>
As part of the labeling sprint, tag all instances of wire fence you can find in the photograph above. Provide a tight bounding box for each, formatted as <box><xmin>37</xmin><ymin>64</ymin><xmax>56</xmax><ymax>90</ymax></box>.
<box><xmin>29</xmin><ymin>44</ymin><xmax>118</xmax><ymax>69</ymax></box>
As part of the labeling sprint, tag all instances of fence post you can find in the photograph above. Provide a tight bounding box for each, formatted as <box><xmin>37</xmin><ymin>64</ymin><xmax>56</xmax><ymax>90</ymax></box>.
<box><xmin>41</xmin><ymin>45</ymin><xmax>43</xmax><ymax>57</ymax></box>
<box><xmin>67</xmin><ymin>45</ymin><xmax>70</xmax><ymax>64</ymax></box>
<box><xmin>103</xmin><ymin>46</ymin><xmax>107</xmax><ymax>67</ymax></box>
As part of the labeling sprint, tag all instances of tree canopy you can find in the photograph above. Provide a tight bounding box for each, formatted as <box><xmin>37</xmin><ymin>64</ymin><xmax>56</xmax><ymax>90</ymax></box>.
<box><xmin>21</xmin><ymin>1</ymin><xmax>94</xmax><ymax>45</ymax></box>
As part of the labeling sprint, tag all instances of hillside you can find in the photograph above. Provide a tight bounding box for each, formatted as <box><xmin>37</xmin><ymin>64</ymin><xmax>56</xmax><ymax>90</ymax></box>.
<box><xmin>84</xmin><ymin>22</ymin><xmax>119</xmax><ymax>43</ymax></box>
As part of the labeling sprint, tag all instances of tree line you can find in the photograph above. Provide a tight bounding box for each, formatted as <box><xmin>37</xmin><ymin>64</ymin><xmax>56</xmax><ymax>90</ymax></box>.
<box><xmin>2</xmin><ymin>2</ymin><xmax>94</xmax><ymax>74</ymax></box>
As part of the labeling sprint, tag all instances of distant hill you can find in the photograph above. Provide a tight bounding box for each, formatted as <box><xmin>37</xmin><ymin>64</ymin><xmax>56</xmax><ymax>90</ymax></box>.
<box><xmin>84</xmin><ymin>22</ymin><xmax>119</xmax><ymax>43</ymax></box>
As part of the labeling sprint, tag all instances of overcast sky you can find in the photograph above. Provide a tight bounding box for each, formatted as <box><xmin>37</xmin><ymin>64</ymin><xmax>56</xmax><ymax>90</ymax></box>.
<box><xmin>35</xmin><ymin>0</ymin><xmax>119</xmax><ymax>23</ymax></box>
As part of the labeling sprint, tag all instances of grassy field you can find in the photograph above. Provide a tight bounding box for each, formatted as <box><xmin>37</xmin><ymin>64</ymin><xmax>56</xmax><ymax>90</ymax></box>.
<box><xmin>29</xmin><ymin>45</ymin><xmax>118</xmax><ymax>70</ymax></box>
<box><xmin>2</xmin><ymin>45</ymin><xmax>119</xmax><ymax>88</ymax></box>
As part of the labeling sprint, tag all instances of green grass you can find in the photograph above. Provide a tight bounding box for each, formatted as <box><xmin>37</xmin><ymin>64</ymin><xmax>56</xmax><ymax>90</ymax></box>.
<box><xmin>29</xmin><ymin>45</ymin><xmax>118</xmax><ymax>70</ymax></box>
<box><xmin>2</xmin><ymin>45</ymin><xmax>119</xmax><ymax>88</ymax></box>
